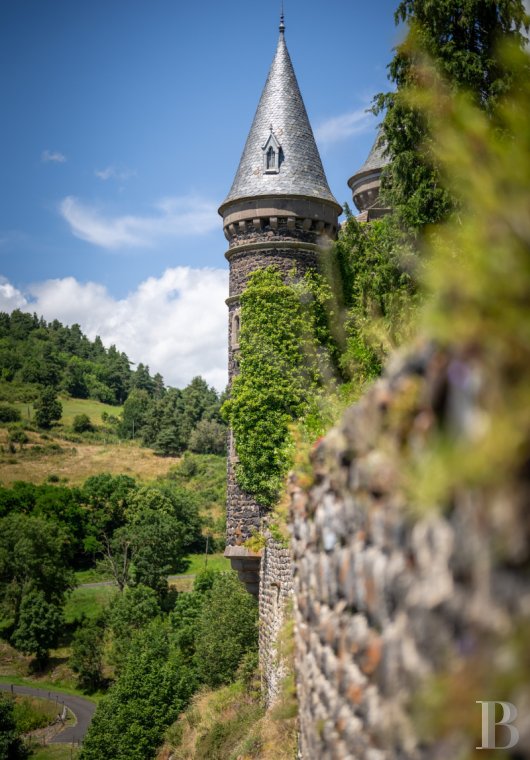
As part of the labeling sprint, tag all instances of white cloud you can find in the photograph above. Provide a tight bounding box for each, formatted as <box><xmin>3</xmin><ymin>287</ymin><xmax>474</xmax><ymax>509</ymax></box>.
<box><xmin>59</xmin><ymin>195</ymin><xmax>219</xmax><ymax>250</ymax></box>
<box><xmin>315</xmin><ymin>106</ymin><xmax>372</xmax><ymax>146</ymax></box>
<box><xmin>0</xmin><ymin>278</ymin><xmax>27</xmax><ymax>312</ymax></box>
<box><xmin>95</xmin><ymin>166</ymin><xmax>137</xmax><ymax>181</ymax></box>
<box><xmin>0</xmin><ymin>269</ymin><xmax>228</xmax><ymax>391</ymax></box>
<box><xmin>42</xmin><ymin>150</ymin><xmax>66</xmax><ymax>163</ymax></box>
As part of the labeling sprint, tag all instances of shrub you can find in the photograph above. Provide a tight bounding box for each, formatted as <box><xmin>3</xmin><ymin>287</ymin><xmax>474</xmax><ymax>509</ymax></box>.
<box><xmin>0</xmin><ymin>403</ymin><xmax>21</xmax><ymax>423</ymax></box>
<box><xmin>73</xmin><ymin>413</ymin><xmax>93</xmax><ymax>433</ymax></box>
<box><xmin>7</xmin><ymin>426</ymin><xmax>29</xmax><ymax>446</ymax></box>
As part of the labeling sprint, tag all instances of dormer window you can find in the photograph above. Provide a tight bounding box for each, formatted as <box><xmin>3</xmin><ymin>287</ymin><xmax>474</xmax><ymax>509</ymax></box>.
<box><xmin>262</xmin><ymin>129</ymin><xmax>282</xmax><ymax>174</ymax></box>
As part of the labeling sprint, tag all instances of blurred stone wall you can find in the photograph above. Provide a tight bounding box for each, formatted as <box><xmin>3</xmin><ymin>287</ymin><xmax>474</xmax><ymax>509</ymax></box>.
<box><xmin>289</xmin><ymin>343</ymin><xmax>530</xmax><ymax>759</ymax></box>
<box><xmin>259</xmin><ymin>535</ymin><xmax>294</xmax><ymax>706</ymax></box>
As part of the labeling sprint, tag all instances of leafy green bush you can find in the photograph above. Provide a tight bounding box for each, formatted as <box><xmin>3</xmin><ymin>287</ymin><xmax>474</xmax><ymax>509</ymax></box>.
<box><xmin>0</xmin><ymin>403</ymin><xmax>21</xmax><ymax>423</ymax></box>
<box><xmin>11</xmin><ymin>589</ymin><xmax>63</xmax><ymax>667</ymax></box>
<box><xmin>107</xmin><ymin>585</ymin><xmax>161</xmax><ymax>673</ymax></box>
<box><xmin>7</xmin><ymin>425</ymin><xmax>29</xmax><ymax>446</ymax></box>
<box><xmin>0</xmin><ymin>695</ymin><xmax>27</xmax><ymax>760</ymax></box>
<box><xmin>72</xmin><ymin>413</ymin><xmax>93</xmax><ymax>433</ymax></box>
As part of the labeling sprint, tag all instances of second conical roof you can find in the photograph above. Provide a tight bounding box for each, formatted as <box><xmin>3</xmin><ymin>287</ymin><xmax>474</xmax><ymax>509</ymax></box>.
<box><xmin>221</xmin><ymin>28</ymin><xmax>339</xmax><ymax>210</ymax></box>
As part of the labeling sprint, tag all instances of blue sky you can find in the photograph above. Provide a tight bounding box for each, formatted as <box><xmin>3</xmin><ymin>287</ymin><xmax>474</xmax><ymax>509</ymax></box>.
<box><xmin>0</xmin><ymin>0</ymin><xmax>402</xmax><ymax>389</ymax></box>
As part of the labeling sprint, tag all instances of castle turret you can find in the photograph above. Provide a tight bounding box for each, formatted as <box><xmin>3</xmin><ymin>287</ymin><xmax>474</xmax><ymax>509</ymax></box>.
<box><xmin>347</xmin><ymin>132</ymin><xmax>390</xmax><ymax>220</ymax></box>
<box><xmin>220</xmin><ymin>15</ymin><xmax>341</xmax><ymax>593</ymax></box>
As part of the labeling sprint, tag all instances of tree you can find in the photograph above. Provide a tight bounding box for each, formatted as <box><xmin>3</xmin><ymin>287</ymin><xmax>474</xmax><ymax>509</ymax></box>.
<box><xmin>194</xmin><ymin>572</ymin><xmax>258</xmax><ymax>687</ymax></box>
<box><xmin>62</xmin><ymin>356</ymin><xmax>89</xmax><ymax>398</ymax></box>
<box><xmin>34</xmin><ymin>387</ymin><xmax>62</xmax><ymax>429</ymax></box>
<box><xmin>70</xmin><ymin>617</ymin><xmax>106</xmax><ymax>691</ymax></box>
<box><xmin>99</xmin><ymin>505</ymin><xmax>188</xmax><ymax>596</ymax></box>
<box><xmin>80</xmin><ymin>474</ymin><xmax>137</xmax><ymax>554</ymax></box>
<box><xmin>179</xmin><ymin>377</ymin><xmax>219</xmax><ymax>444</ymax></box>
<box><xmin>107</xmin><ymin>585</ymin><xmax>160</xmax><ymax>672</ymax></box>
<box><xmin>169</xmin><ymin>570</ymin><xmax>215</xmax><ymax>666</ymax></box>
<box><xmin>0</xmin><ymin>513</ymin><xmax>73</xmax><ymax>633</ymax></box>
<box><xmin>126</xmin><ymin>484</ymin><xmax>202</xmax><ymax>553</ymax></box>
<box><xmin>31</xmin><ymin>484</ymin><xmax>87</xmax><ymax>563</ymax></box>
<box><xmin>374</xmin><ymin>0</ymin><xmax>529</xmax><ymax>230</ymax></box>
<box><xmin>153</xmin><ymin>425</ymin><xmax>182</xmax><ymax>457</ymax></box>
<box><xmin>128</xmin><ymin>509</ymin><xmax>187</xmax><ymax>594</ymax></box>
<box><xmin>0</xmin><ymin>695</ymin><xmax>28</xmax><ymax>760</ymax></box>
<box><xmin>130</xmin><ymin>363</ymin><xmax>156</xmax><ymax>396</ymax></box>
<box><xmin>11</xmin><ymin>590</ymin><xmax>63</xmax><ymax>667</ymax></box>
<box><xmin>119</xmin><ymin>389</ymin><xmax>151</xmax><ymax>439</ymax></box>
<box><xmin>189</xmin><ymin>418</ymin><xmax>227</xmax><ymax>455</ymax></box>
<box><xmin>80</xmin><ymin>621</ymin><xmax>194</xmax><ymax>760</ymax></box>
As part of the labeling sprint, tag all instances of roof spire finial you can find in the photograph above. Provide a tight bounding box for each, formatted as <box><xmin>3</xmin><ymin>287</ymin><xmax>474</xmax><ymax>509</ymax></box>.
<box><xmin>279</xmin><ymin>2</ymin><xmax>285</xmax><ymax>33</ymax></box>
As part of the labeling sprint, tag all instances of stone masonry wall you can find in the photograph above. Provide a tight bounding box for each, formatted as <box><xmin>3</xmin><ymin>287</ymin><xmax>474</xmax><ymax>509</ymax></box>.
<box><xmin>228</xmin><ymin>247</ymin><xmax>318</xmax><ymax>299</ymax></box>
<box><xmin>259</xmin><ymin>535</ymin><xmax>294</xmax><ymax>706</ymax></box>
<box><xmin>290</xmin><ymin>342</ymin><xmax>530</xmax><ymax>759</ymax></box>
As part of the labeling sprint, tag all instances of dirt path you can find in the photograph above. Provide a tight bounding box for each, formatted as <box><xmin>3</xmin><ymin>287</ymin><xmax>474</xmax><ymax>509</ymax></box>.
<box><xmin>0</xmin><ymin>682</ymin><xmax>96</xmax><ymax>744</ymax></box>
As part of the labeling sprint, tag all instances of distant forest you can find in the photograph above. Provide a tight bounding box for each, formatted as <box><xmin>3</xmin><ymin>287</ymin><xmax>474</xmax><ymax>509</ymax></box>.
<box><xmin>0</xmin><ymin>309</ymin><xmax>226</xmax><ymax>455</ymax></box>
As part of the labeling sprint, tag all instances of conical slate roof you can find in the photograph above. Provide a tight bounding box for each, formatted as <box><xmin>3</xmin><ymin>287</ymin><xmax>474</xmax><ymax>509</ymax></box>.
<box><xmin>353</xmin><ymin>131</ymin><xmax>389</xmax><ymax>177</ymax></box>
<box><xmin>221</xmin><ymin>23</ymin><xmax>339</xmax><ymax>210</ymax></box>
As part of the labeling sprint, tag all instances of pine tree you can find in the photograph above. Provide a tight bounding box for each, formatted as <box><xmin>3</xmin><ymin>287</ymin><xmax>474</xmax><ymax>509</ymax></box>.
<box><xmin>34</xmin><ymin>386</ymin><xmax>62</xmax><ymax>428</ymax></box>
<box><xmin>375</xmin><ymin>0</ymin><xmax>529</xmax><ymax>230</ymax></box>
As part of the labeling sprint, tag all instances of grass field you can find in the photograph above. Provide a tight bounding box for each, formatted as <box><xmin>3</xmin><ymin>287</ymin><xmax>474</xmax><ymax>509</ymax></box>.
<box><xmin>64</xmin><ymin>586</ymin><xmax>118</xmax><ymax>625</ymax></box>
<box><xmin>184</xmin><ymin>553</ymin><xmax>230</xmax><ymax>574</ymax></box>
<box><xmin>14</xmin><ymin>396</ymin><xmax>123</xmax><ymax>427</ymax></box>
<box><xmin>0</xmin><ymin>429</ymin><xmax>180</xmax><ymax>485</ymax></box>
<box><xmin>74</xmin><ymin>568</ymin><xmax>112</xmax><ymax>585</ymax></box>
<box><xmin>29</xmin><ymin>744</ymin><xmax>80</xmax><ymax>759</ymax></box>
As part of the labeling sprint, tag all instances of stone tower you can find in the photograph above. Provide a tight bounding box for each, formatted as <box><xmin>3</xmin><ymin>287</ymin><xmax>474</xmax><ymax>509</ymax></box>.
<box><xmin>219</xmin><ymin>15</ymin><xmax>341</xmax><ymax>592</ymax></box>
<box><xmin>347</xmin><ymin>132</ymin><xmax>390</xmax><ymax>221</ymax></box>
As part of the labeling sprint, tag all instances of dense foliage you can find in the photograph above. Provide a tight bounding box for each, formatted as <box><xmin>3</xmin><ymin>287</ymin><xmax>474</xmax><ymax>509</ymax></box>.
<box><xmin>222</xmin><ymin>267</ymin><xmax>336</xmax><ymax>506</ymax></box>
<box><xmin>194</xmin><ymin>571</ymin><xmax>259</xmax><ymax>687</ymax></box>
<box><xmin>137</xmin><ymin>376</ymin><xmax>226</xmax><ymax>455</ymax></box>
<box><xmin>80</xmin><ymin>619</ymin><xmax>192</xmax><ymax>760</ymax></box>
<box><xmin>80</xmin><ymin>571</ymin><xmax>258</xmax><ymax>760</ymax></box>
<box><xmin>0</xmin><ymin>695</ymin><xmax>27</xmax><ymax>760</ymax></box>
<box><xmin>374</xmin><ymin>0</ymin><xmax>529</xmax><ymax>230</ymax></box>
<box><xmin>0</xmin><ymin>310</ymin><xmax>133</xmax><ymax>405</ymax></box>
<box><xmin>333</xmin><ymin>213</ymin><xmax>418</xmax><ymax>385</ymax></box>
<box><xmin>0</xmin><ymin>513</ymin><xmax>74</xmax><ymax>658</ymax></box>
<box><xmin>0</xmin><ymin>309</ymin><xmax>226</xmax><ymax>454</ymax></box>
<box><xmin>411</xmin><ymin>44</ymin><xmax>530</xmax><ymax>505</ymax></box>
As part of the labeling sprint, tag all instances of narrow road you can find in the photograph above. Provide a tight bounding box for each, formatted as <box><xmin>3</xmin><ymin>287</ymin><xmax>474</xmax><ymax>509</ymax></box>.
<box><xmin>0</xmin><ymin>682</ymin><xmax>96</xmax><ymax>744</ymax></box>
